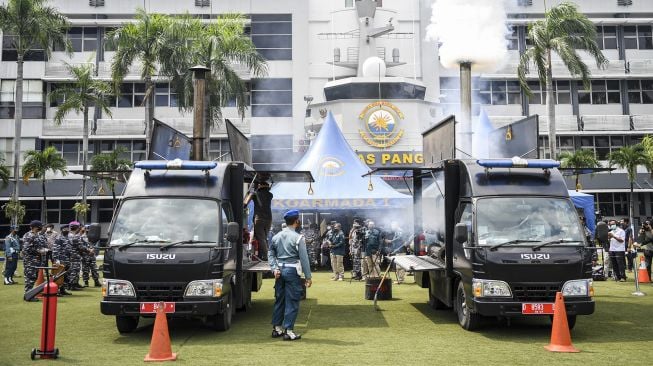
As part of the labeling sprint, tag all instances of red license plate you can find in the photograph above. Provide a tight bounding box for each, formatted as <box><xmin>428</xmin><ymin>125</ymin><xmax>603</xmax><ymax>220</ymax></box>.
<box><xmin>139</xmin><ymin>302</ymin><xmax>176</xmax><ymax>314</ymax></box>
<box><xmin>521</xmin><ymin>303</ymin><xmax>554</xmax><ymax>315</ymax></box>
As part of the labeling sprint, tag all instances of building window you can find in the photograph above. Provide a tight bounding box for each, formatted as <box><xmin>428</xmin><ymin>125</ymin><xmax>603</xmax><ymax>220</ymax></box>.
<box><xmin>577</xmin><ymin>80</ymin><xmax>621</xmax><ymax>104</ymax></box>
<box><xmin>624</xmin><ymin>25</ymin><xmax>653</xmax><ymax>50</ymax></box>
<box><xmin>99</xmin><ymin>139</ymin><xmax>145</xmax><ymax>162</ymax></box>
<box><xmin>527</xmin><ymin>80</ymin><xmax>572</xmax><ymax>105</ymax></box>
<box><xmin>251</xmin><ymin>78</ymin><xmax>292</xmax><ymax>117</ymax></box>
<box><xmin>250</xmin><ymin>14</ymin><xmax>292</xmax><ymax>61</ymax></box>
<box><xmin>478</xmin><ymin>80</ymin><xmax>521</xmax><ymax>105</ymax></box>
<box><xmin>1</xmin><ymin>35</ymin><xmax>46</xmax><ymax>61</ymax></box>
<box><xmin>45</xmin><ymin>140</ymin><xmax>91</xmax><ymax>166</ymax></box>
<box><xmin>595</xmin><ymin>26</ymin><xmax>618</xmax><ymax>50</ymax></box>
<box><xmin>46</xmin><ymin>200</ymin><xmax>78</xmax><ymax>225</ymax></box>
<box><xmin>0</xmin><ymin>80</ymin><xmax>43</xmax><ymax>102</ymax></box>
<box><xmin>345</xmin><ymin>0</ymin><xmax>354</xmax><ymax>7</ymax></box>
<box><xmin>507</xmin><ymin>27</ymin><xmax>519</xmax><ymax>51</ymax></box>
<box><xmin>555</xmin><ymin>80</ymin><xmax>571</xmax><ymax>104</ymax></box>
<box><xmin>627</xmin><ymin>79</ymin><xmax>653</xmax><ymax>104</ymax></box>
<box><xmin>539</xmin><ymin>135</ymin><xmax>577</xmax><ymax>159</ymax></box>
<box><xmin>97</xmin><ymin>199</ymin><xmax>114</xmax><ymax>223</ymax></box>
<box><xmin>53</xmin><ymin>27</ymin><xmax>98</xmax><ymax>52</ymax></box>
<box><xmin>596</xmin><ymin>193</ymin><xmax>628</xmax><ymax>217</ymax></box>
<box><xmin>579</xmin><ymin>135</ymin><xmax>624</xmax><ymax>160</ymax></box>
<box><xmin>209</xmin><ymin>139</ymin><xmax>231</xmax><ymax>161</ymax></box>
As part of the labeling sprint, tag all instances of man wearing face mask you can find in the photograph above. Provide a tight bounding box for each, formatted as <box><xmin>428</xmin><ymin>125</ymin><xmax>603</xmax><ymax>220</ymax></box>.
<box><xmin>269</xmin><ymin>209</ymin><xmax>312</xmax><ymax>341</ymax></box>
<box><xmin>607</xmin><ymin>219</ymin><xmax>627</xmax><ymax>282</ymax></box>
<box><xmin>52</xmin><ymin>224</ymin><xmax>72</xmax><ymax>296</ymax></box>
<box><xmin>44</xmin><ymin>223</ymin><xmax>58</xmax><ymax>251</ymax></box>
<box><xmin>328</xmin><ymin>223</ymin><xmax>346</xmax><ymax>281</ymax></box>
<box><xmin>363</xmin><ymin>221</ymin><xmax>382</xmax><ymax>278</ymax></box>
<box><xmin>22</xmin><ymin>220</ymin><xmax>49</xmax><ymax>298</ymax></box>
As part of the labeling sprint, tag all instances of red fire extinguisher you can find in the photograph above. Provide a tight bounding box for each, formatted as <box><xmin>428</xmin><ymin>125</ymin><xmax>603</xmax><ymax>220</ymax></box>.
<box><xmin>31</xmin><ymin>268</ymin><xmax>60</xmax><ymax>360</ymax></box>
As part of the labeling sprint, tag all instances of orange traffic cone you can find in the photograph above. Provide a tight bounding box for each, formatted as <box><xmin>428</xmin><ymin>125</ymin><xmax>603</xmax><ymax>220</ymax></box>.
<box><xmin>637</xmin><ymin>256</ymin><xmax>651</xmax><ymax>284</ymax></box>
<box><xmin>545</xmin><ymin>292</ymin><xmax>579</xmax><ymax>353</ymax></box>
<box><xmin>144</xmin><ymin>302</ymin><xmax>177</xmax><ymax>362</ymax></box>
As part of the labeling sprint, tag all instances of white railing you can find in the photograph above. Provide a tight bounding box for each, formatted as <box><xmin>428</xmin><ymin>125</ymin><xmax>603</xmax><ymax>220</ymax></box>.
<box><xmin>42</xmin><ymin>117</ymin><xmax>251</xmax><ymax>136</ymax></box>
<box><xmin>627</xmin><ymin>59</ymin><xmax>653</xmax><ymax>75</ymax></box>
<box><xmin>45</xmin><ymin>61</ymin><xmax>251</xmax><ymax>80</ymax></box>
<box><xmin>582</xmin><ymin>115</ymin><xmax>630</xmax><ymax>131</ymax></box>
<box><xmin>632</xmin><ymin>115</ymin><xmax>653</xmax><ymax>130</ymax></box>
<box><xmin>482</xmin><ymin>59</ymin><xmax>627</xmax><ymax>78</ymax></box>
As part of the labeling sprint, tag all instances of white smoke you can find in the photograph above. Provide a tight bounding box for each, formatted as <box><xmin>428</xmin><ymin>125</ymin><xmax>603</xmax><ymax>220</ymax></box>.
<box><xmin>427</xmin><ymin>0</ymin><xmax>510</xmax><ymax>72</ymax></box>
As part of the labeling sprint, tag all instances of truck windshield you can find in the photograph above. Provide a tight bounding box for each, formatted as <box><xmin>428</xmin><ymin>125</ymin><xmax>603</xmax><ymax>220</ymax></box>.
<box><xmin>476</xmin><ymin>197</ymin><xmax>584</xmax><ymax>246</ymax></box>
<box><xmin>109</xmin><ymin>198</ymin><xmax>220</xmax><ymax>246</ymax></box>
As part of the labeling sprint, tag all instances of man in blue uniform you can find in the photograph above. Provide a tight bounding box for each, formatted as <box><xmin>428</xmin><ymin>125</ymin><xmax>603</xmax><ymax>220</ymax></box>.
<box><xmin>22</xmin><ymin>220</ymin><xmax>49</xmax><ymax>298</ymax></box>
<box><xmin>3</xmin><ymin>225</ymin><xmax>20</xmax><ymax>285</ymax></box>
<box><xmin>269</xmin><ymin>209</ymin><xmax>313</xmax><ymax>341</ymax></box>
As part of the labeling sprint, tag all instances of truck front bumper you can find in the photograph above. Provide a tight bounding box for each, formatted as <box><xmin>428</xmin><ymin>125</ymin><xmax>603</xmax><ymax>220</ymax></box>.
<box><xmin>472</xmin><ymin>298</ymin><xmax>595</xmax><ymax>317</ymax></box>
<box><xmin>101</xmin><ymin>299</ymin><xmax>224</xmax><ymax>317</ymax></box>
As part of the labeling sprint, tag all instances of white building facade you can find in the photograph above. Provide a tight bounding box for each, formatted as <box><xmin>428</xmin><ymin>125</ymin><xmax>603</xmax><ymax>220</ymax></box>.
<box><xmin>0</xmin><ymin>0</ymin><xmax>652</xmax><ymax>228</ymax></box>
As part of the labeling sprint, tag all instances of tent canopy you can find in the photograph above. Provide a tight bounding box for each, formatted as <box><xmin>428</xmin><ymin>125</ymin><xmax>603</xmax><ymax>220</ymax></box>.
<box><xmin>568</xmin><ymin>190</ymin><xmax>596</xmax><ymax>235</ymax></box>
<box><xmin>271</xmin><ymin>111</ymin><xmax>411</xmax><ymax>210</ymax></box>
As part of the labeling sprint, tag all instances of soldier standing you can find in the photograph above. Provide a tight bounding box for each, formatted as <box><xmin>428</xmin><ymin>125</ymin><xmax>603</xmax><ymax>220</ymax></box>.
<box><xmin>269</xmin><ymin>209</ymin><xmax>312</xmax><ymax>341</ymax></box>
<box><xmin>44</xmin><ymin>223</ymin><xmax>58</xmax><ymax>250</ymax></box>
<box><xmin>22</xmin><ymin>220</ymin><xmax>49</xmax><ymax>299</ymax></box>
<box><xmin>363</xmin><ymin>221</ymin><xmax>382</xmax><ymax>279</ymax></box>
<box><xmin>52</xmin><ymin>224</ymin><xmax>72</xmax><ymax>295</ymax></box>
<box><xmin>3</xmin><ymin>225</ymin><xmax>20</xmax><ymax>285</ymax></box>
<box><xmin>67</xmin><ymin>221</ymin><xmax>84</xmax><ymax>290</ymax></box>
<box><xmin>349</xmin><ymin>222</ymin><xmax>363</xmax><ymax>280</ymax></box>
<box><xmin>80</xmin><ymin>226</ymin><xmax>100</xmax><ymax>287</ymax></box>
<box><xmin>304</xmin><ymin>223</ymin><xmax>318</xmax><ymax>270</ymax></box>
<box><xmin>328</xmin><ymin>223</ymin><xmax>346</xmax><ymax>281</ymax></box>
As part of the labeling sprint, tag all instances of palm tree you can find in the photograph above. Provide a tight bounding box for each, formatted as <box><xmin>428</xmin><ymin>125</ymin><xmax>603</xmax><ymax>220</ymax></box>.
<box><xmin>518</xmin><ymin>2</ymin><xmax>607</xmax><ymax>159</ymax></box>
<box><xmin>50</xmin><ymin>61</ymin><xmax>113</xmax><ymax>218</ymax></box>
<box><xmin>21</xmin><ymin>146</ymin><xmax>68</xmax><ymax>222</ymax></box>
<box><xmin>166</xmin><ymin>14</ymin><xmax>267</xmax><ymax>156</ymax></box>
<box><xmin>558</xmin><ymin>149</ymin><xmax>601</xmax><ymax>191</ymax></box>
<box><xmin>0</xmin><ymin>156</ymin><xmax>10</xmax><ymax>189</ymax></box>
<box><xmin>107</xmin><ymin>9</ymin><xmax>181</xmax><ymax>158</ymax></box>
<box><xmin>0</xmin><ymin>0</ymin><xmax>70</xmax><ymax>223</ymax></box>
<box><xmin>608</xmin><ymin>144</ymin><xmax>652</xmax><ymax>229</ymax></box>
<box><xmin>90</xmin><ymin>147</ymin><xmax>132</xmax><ymax>209</ymax></box>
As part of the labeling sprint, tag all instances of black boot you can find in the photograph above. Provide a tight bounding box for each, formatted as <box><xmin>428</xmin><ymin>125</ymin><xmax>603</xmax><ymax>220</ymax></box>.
<box><xmin>94</xmin><ymin>279</ymin><xmax>101</xmax><ymax>287</ymax></box>
<box><xmin>83</xmin><ymin>281</ymin><xmax>89</xmax><ymax>288</ymax></box>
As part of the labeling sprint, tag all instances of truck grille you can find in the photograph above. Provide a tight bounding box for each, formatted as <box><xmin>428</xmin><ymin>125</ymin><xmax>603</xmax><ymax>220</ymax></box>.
<box><xmin>135</xmin><ymin>283</ymin><xmax>186</xmax><ymax>302</ymax></box>
<box><xmin>512</xmin><ymin>283</ymin><xmax>560</xmax><ymax>302</ymax></box>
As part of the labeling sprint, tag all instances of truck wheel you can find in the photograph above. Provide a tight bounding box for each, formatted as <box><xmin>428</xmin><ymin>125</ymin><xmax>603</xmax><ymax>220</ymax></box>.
<box><xmin>456</xmin><ymin>281</ymin><xmax>481</xmax><ymax>331</ymax></box>
<box><xmin>115</xmin><ymin>316</ymin><xmax>139</xmax><ymax>334</ymax></box>
<box><xmin>210</xmin><ymin>291</ymin><xmax>233</xmax><ymax>331</ymax></box>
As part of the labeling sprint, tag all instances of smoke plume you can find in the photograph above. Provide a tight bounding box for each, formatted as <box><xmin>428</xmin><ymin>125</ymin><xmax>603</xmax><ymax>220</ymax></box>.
<box><xmin>427</xmin><ymin>0</ymin><xmax>510</xmax><ymax>72</ymax></box>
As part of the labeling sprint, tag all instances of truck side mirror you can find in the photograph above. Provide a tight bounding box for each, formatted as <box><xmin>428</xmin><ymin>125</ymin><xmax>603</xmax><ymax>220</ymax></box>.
<box><xmin>454</xmin><ymin>223</ymin><xmax>468</xmax><ymax>244</ymax></box>
<box><xmin>87</xmin><ymin>223</ymin><xmax>101</xmax><ymax>243</ymax></box>
<box><xmin>226</xmin><ymin>222</ymin><xmax>240</xmax><ymax>243</ymax></box>
<box><xmin>595</xmin><ymin>221</ymin><xmax>609</xmax><ymax>244</ymax></box>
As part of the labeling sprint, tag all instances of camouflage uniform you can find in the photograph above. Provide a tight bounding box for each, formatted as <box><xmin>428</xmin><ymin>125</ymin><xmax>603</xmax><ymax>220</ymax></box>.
<box><xmin>349</xmin><ymin>226</ymin><xmax>363</xmax><ymax>279</ymax></box>
<box><xmin>81</xmin><ymin>234</ymin><xmax>99</xmax><ymax>285</ymax></box>
<box><xmin>22</xmin><ymin>231</ymin><xmax>48</xmax><ymax>292</ymax></box>
<box><xmin>67</xmin><ymin>232</ymin><xmax>84</xmax><ymax>288</ymax></box>
<box><xmin>53</xmin><ymin>231</ymin><xmax>72</xmax><ymax>289</ymax></box>
<box><xmin>303</xmin><ymin>227</ymin><xmax>318</xmax><ymax>269</ymax></box>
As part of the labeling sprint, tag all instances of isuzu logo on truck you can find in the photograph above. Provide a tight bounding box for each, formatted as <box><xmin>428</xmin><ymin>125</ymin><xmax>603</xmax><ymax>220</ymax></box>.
<box><xmin>146</xmin><ymin>253</ymin><xmax>176</xmax><ymax>260</ymax></box>
<box><xmin>520</xmin><ymin>253</ymin><xmax>550</xmax><ymax>260</ymax></box>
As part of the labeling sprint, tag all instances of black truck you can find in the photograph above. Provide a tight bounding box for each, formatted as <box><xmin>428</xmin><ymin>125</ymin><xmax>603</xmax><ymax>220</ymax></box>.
<box><xmin>92</xmin><ymin>160</ymin><xmax>307</xmax><ymax>333</ymax></box>
<box><xmin>394</xmin><ymin>157</ymin><xmax>607</xmax><ymax>331</ymax></box>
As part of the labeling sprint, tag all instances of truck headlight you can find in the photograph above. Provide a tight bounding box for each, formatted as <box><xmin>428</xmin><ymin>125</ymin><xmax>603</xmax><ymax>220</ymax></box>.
<box><xmin>472</xmin><ymin>279</ymin><xmax>512</xmax><ymax>298</ymax></box>
<box><xmin>184</xmin><ymin>279</ymin><xmax>223</xmax><ymax>298</ymax></box>
<box><xmin>102</xmin><ymin>279</ymin><xmax>136</xmax><ymax>297</ymax></box>
<box><xmin>562</xmin><ymin>279</ymin><xmax>592</xmax><ymax>297</ymax></box>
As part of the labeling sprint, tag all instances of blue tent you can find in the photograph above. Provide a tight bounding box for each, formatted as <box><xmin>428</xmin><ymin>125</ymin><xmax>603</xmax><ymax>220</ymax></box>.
<box><xmin>271</xmin><ymin>111</ymin><xmax>411</xmax><ymax>211</ymax></box>
<box><xmin>568</xmin><ymin>190</ymin><xmax>596</xmax><ymax>235</ymax></box>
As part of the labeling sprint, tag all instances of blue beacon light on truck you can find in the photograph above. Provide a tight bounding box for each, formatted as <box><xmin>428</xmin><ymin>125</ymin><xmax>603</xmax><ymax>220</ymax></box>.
<box><xmin>135</xmin><ymin>159</ymin><xmax>217</xmax><ymax>171</ymax></box>
<box><xmin>476</xmin><ymin>157</ymin><xmax>560</xmax><ymax>169</ymax></box>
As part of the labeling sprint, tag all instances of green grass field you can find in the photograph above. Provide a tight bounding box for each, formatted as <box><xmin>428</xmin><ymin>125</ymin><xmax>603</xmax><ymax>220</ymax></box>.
<box><xmin>1</xmin><ymin>266</ymin><xmax>652</xmax><ymax>366</ymax></box>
